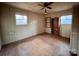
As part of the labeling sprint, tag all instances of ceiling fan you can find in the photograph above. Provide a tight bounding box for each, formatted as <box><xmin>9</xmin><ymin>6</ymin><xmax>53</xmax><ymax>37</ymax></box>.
<box><xmin>38</xmin><ymin>2</ymin><xmax>54</xmax><ymax>14</ymax></box>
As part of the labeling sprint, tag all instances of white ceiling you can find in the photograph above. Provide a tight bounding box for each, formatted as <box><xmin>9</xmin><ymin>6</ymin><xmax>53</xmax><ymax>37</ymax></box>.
<box><xmin>5</xmin><ymin>2</ymin><xmax>79</xmax><ymax>14</ymax></box>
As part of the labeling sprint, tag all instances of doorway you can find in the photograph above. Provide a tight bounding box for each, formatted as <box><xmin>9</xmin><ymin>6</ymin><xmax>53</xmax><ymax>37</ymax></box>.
<box><xmin>51</xmin><ymin>15</ymin><xmax>72</xmax><ymax>38</ymax></box>
<box><xmin>51</xmin><ymin>17</ymin><xmax>60</xmax><ymax>35</ymax></box>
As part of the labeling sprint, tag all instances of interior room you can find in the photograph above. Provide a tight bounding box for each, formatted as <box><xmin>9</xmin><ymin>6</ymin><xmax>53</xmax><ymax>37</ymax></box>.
<box><xmin>0</xmin><ymin>2</ymin><xmax>79</xmax><ymax>56</ymax></box>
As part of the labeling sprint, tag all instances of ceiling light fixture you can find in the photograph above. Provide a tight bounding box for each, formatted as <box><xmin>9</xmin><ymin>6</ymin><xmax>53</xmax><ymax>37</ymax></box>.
<box><xmin>44</xmin><ymin>8</ymin><xmax>48</xmax><ymax>14</ymax></box>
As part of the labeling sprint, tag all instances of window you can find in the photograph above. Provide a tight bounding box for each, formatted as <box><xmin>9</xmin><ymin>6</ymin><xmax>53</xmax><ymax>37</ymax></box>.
<box><xmin>15</xmin><ymin>14</ymin><xmax>28</xmax><ymax>25</ymax></box>
<box><xmin>60</xmin><ymin>15</ymin><xmax>72</xmax><ymax>24</ymax></box>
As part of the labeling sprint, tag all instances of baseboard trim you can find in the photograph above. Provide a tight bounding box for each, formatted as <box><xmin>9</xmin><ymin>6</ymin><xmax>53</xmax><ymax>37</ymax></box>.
<box><xmin>2</xmin><ymin>32</ymin><xmax>46</xmax><ymax>48</ymax></box>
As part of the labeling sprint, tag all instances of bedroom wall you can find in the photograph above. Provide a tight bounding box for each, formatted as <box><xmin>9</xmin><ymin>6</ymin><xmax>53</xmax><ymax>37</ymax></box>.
<box><xmin>60</xmin><ymin>24</ymin><xmax>72</xmax><ymax>38</ymax></box>
<box><xmin>0</xmin><ymin>4</ymin><xmax>45</xmax><ymax>45</ymax></box>
<box><xmin>45</xmin><ymin>9</ymin><xmax>72</xmax><ymax>38</ymax></box>
<box><xmin>70</xmin><ymin>5</ymin><xmax>79</xmax><ymax>55</ymax></box>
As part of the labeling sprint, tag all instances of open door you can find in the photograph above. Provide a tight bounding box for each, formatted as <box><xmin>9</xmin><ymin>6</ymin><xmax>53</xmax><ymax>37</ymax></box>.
<box><xmin>51</xmin><ymin>17</ymin><xmax>60</xmax><ymax>35</ymax></box>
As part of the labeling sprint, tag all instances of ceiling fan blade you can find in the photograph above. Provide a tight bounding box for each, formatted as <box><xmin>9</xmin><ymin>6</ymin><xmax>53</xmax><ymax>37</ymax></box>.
<box><xmin>44</xmin><ymin>2</ymin><xmax>48</xmax><ymax>6</ymax></box>
<box><xmin>47</xmin><ymin>2</ymin><xmax>53</xmax><ymax>6</ymax></box>
<box><xmin>38</xmin><ymin>4</ymin><xmax>43</xmax><ymax>6</ymax></box>
<box><xmin>47</xmin><ymin>7</ymin><xmax>52</xmax><ymax>9</ymax></box>
<box><xmin>43</xmin><ymin>2</ymin><xmax>53</xmax><ymax>7</ymax></box>
<box><xmin>41</xmin><ymin>7</ymin><xmax>44</xmax><ymax>10</ymax></box>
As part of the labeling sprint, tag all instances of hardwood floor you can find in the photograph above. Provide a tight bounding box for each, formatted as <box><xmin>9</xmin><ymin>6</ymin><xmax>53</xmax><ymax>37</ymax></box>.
<box><xmin>0</xmin><ymin>34</ymin><xmax>70</xmax><ymax>56</ymax></box>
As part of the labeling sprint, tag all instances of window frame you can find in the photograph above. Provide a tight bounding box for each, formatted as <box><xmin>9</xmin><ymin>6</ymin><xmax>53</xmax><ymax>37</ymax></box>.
<box><xmin>15</xmin><ymin>13</ymin><xmax>28</xmax><ymax>26</ymax></box>
<box><xmin>60</xmin><ymin>15</ymin><xmax>72</xmax><ymax>25</ymax></box>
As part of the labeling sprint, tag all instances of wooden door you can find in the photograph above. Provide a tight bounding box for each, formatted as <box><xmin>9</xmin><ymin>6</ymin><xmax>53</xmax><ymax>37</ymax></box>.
<box><xmin>51</xmin><ymin>17</ymin><xmax>60</xmax><ymax>35</ymax></box>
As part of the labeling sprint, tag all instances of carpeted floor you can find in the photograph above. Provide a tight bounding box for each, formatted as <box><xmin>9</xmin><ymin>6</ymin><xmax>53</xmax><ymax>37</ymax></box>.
<box><xmin>0</xmin><ymin>34</ymin><xmax>70</xmax><ymax>56</ymax></box>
